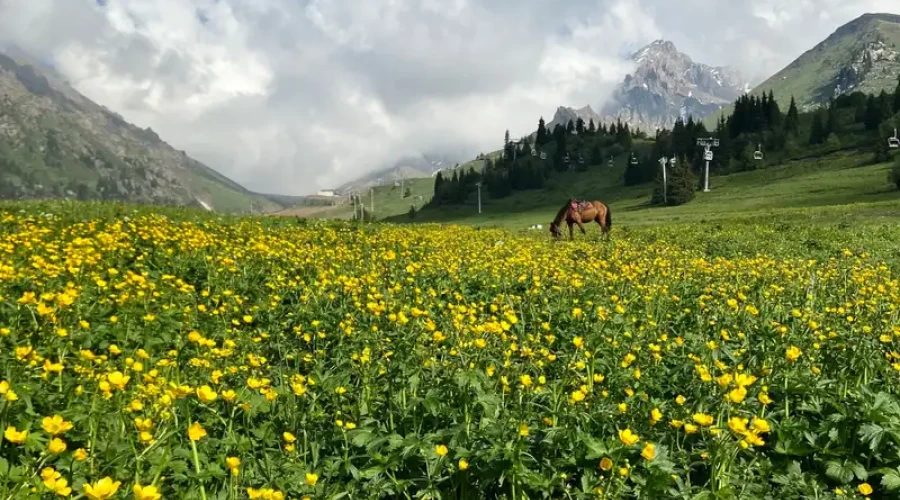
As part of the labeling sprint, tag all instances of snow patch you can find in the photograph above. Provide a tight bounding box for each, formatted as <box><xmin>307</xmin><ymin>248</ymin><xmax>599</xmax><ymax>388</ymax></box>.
<box><xmin>196</xmin><ymin>199</ymin><xmax>213</xmax><ymax>211</ymax></box>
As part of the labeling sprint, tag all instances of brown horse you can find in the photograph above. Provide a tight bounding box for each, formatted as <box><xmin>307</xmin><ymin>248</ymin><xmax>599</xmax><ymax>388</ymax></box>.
<box><xmin>549</xmin><ymin>199</ymin><xmax>612</xmax><ymax>241</ymax></box>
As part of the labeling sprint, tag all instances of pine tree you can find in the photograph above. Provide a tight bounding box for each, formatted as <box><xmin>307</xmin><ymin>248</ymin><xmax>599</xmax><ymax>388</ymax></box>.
<box><xmin>566</xmin><ymin>120</ymin><xmax>576</xmax><ymax>135</ymax></box>
<box><xmin>575</xmin><ymin>117</ymin><xmax>585</xmax><ymax>135</ymax></box>
<box><xmin>588</xmin><ymin>119</ymin><xmax>596</xmax><ymax>134</ymax></box>
<box><xmin>894</xmin><ymin>75</ymin><xmax>900</xmax><ymax>113</ymax></box>
<box><xmin>809</xmin><ymin>111</ymin><xmax>826</xmax><ymax>145</ymax></box>
<box><xmin>879</xmin><ymin>90</ymin><xmax>894</xmax><ymax>121</ymax></box>
<box><xmin>651</xmin><ymin>156</ymin><xmax>696</xmax><ymax>206</ymax></box>
<box><xmin>785</xmin><ymin>96</ymin><xmax>800</xmax><ymax>135</ymax></box>
<box><xmin>536</xmin><ymin>118</ymin><xmax>547</xmax><ymax>146</ymax></box>
<box><xmin>826</xmin><ymin>99</ymin><xmax>838</xmax><ymax>137</ymax></box>
<box><xmin>433</xmin><ymin>172</ymin><xmax>445</xmax><ymax>205</ymax></box>
<box><xmin>865</xmin><ymin>95</ymin><xmax>882</xmax><ymax>131</ymax></box>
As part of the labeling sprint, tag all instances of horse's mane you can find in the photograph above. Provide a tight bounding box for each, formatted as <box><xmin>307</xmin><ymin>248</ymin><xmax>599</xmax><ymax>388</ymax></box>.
<box><xmin>551</xmin><ymin>199</ymin><xmax>574</xmax><ymax>225</ymax></box>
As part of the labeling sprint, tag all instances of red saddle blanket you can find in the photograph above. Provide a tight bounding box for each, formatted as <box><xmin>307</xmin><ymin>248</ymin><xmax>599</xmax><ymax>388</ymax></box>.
<box><xmin>570</xmin><ymin>201</ymin><xmax>590</xmax><ymax>212</ymax></box>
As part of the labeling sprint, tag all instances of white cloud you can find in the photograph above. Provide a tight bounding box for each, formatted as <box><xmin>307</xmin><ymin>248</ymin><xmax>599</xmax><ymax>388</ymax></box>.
<box><xmin>0</xmin><ymin>0</ymin><xmax>895</xmax><ymax>193</ymax></box>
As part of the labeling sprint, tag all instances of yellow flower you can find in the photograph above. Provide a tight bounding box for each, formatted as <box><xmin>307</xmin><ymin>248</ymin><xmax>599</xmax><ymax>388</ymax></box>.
<box><xmin>684</xmin><ymin>424</ymin><xmax>699</xmax><ymax>434</ymax></box>
<box><xmin>573</xmin><ymin>336</ymin><xmax>584</xmax><ymax>348</ymax></box>
<box><xmin>692</xmin><ymin>413</ymin><xmax>714</xmax><ymax>426</ymax></box>
<box><xmin>728</xmin><ymin>417</ymin><xmax>749</xmax><ymax>435</ymax></box>
<box><xmin>196</xmin><ymin>385</ymin><xmax>218</xmax><ymax>403</ymax></box>
<box><xmin>187</xmin><ymin>422</ymin><xmax>207</xmax><ymax>441</ymax></box>
<box><xmin>519</xmin><ymin>423</ymin><xmax>529</xmax><ymax>437</ymax></box>
<box><xmin>283</xmin><ymin>432</ymin><xmax>296</xmax><ymax>443</ymax></box>
<box><xmin>222</xmin><ymin>390</ymin><xmax>237</xmax><ymax>402</ymax></box>
<box><xmin>226</xmin><ymin>456</ymin><xmax>241</xmax><ymax>475</ymax></box>
<box><xmin>675</xmin><ymin>395</ymin><xmax>686</xmax><ymax>405</ymax></box>
<box><xmin>785</xmin><ymin>346</ymin><xmax>802</xmax><ymax>362</ymax></box>
<box><xmin>858</xmin><ymin>483</ymin><xmax>873</xmax><ymax>496</ymax></box>
<box><xmin>751</xmin><ymin>418</ymin><xmax>771</xmax><ymax>433</ymax></box>
<box><xmin>643</xmin><ymin>408</ymin><xmax>659</xmax><ymax>429</ymax></box>
<box><xmin>458</xmin><ymin>458</ymin><xmax>469</xmax><ymax>470</ymax></box>
<box><xmin>107</xmin><ymin>371</ymin><xmax>130</xmax><ymax>390</ymax></box>
<box><xmin>83</xmin><ymin>477</ymin><xmax>122</xmax><ymax>500</ymax></box>
<box><xmin>641</xmin><ymin>443</ymin><xmax>656</xmax><ymax>460</ymax></box>
<box><xmin>3</xmin><ymin>425</ymin><xmax>28</xmax><ymax>444</ymax></box>
<box><xmin>133</xmin><ymin>483</ymin><xmax>162</xmax><ymax>500</ymax></box>
<box><xmin>48</xmin><ymin>437</ymin><xmax>68</xmax><ymax>454</ymax></box>
<box><xmin>42</xmin><ymin>415</ymin><xmax>74</xmax><ymax>436</ymax></box>
<box><xmin>570</xmin><ymin>390</ymin><xmax>586</xmax><ymax>403</ymax></box>
<box><xmin>74</xmin><ymin>448</ymin><xmax>89</xmax><ymax>461</ymax></box>
<box><xmin>305</xmin><ymin>472</ymin><xmax>319</xmax><ymax>486</ymax></box>
<box><xmin>599</xmin><ymin>457</ymin><xmax>613</xmax><ymax>471</ymax></box>
<box><xmin>435</xmin><ymin>444</ymin><xmax>449</xmax><ymax>457</ymax></box>
<box><xmin>618</xmin><ymin>428</ymin><xmax>639</xmax><ymax>446</ymax></box>
<box><xmin>728</xmin><ymin>387</ymin><xmax>747</xmax><ymax>403</ymax></box>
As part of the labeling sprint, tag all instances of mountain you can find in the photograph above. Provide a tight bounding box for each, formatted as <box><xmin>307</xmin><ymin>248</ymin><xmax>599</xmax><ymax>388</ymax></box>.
<box><xmin>600</xmin><ymin>40</ymin><xmax>748</xmax><ymax>132</ymax></box>
<box><xmin>750</xmin><ymin>13</ymin><xmax>900</xmax><ymax>112</ymax></box>
<box><xmin>335</xmin><ymin>153</ymin><xmax>465</xmax><ymax>194</ymax></box>
<box><xmin>546</xmin><ymin>105</ymin><xmax>603</xmax><ymax>132</ymax></box>
<box><xmin>0</xmin><ymin>47</ymin><xmax>281</xmax><ymax>213</ymax></box>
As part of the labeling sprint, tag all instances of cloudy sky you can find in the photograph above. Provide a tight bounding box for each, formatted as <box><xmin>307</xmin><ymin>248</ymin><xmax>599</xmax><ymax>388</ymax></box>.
<box><xmin>0</xmin><ymin>0</ymin><xmax>897</xmax><ymax>194</ymax></box>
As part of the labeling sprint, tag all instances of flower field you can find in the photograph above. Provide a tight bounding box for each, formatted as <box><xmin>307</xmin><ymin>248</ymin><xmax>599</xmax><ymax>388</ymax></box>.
<box><xmin>1</xmin><ymin>204</ymin><xmax>900</xmax><ymax>499</ymax></box>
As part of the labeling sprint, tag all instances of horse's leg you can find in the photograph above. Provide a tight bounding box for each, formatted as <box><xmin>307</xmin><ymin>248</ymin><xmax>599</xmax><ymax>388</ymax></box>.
<box><xmin>568</xmin><ymin>222</ymin><xmax>574</xmax><ymax>241</ymax></box>
<box><xmin>575</xmin><ymin>218</ymin><xmax>587</xmax><ymax>236</ymax></box>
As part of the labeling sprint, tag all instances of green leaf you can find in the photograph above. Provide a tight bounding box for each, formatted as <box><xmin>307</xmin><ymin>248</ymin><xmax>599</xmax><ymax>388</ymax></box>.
<box><xmin>349</xmin><ymin>429</ymin><xmax>376</xmax><ymax>448</ymax></box>
<box><xmin>825</xmin><ymin>460</ymin><xmax>853</xmax><ymax>484</ymax></box>
<box><xmin>882</xmin><ymin>470</ymin><xmax>900</xmax><ymax>491</ymax></box>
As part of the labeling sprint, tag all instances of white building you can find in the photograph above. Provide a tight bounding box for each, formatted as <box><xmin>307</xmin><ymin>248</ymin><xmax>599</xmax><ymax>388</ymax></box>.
<box><xmin>316</xmin><ymin>189</ymin><xmax>336</xmax><ymax>197</ymax></box>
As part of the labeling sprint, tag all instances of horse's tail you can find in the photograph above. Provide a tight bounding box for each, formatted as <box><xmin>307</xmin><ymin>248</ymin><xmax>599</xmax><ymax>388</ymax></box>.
<box><xmin>604</xmin><ymin>203</ymin><xmax>612</xmax><ymax>230</ymax></box>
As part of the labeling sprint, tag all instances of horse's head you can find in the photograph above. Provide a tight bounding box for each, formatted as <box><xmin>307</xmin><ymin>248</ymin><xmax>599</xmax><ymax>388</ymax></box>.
<box><xmin>549</xmin><ymin>222</ymin><xmax>563</xmax><ymax>240</ymax></box>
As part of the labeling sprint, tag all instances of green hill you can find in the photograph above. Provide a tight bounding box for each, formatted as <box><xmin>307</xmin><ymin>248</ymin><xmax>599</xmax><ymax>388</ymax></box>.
<box><xmin>395</xmin><ymin>148</ymin><xmax>899</xmax><ymax>230</ymax></box>
<box><xmin>0</xmin><ymin>49</ymin><xmax>281</xmax><ymax>213</ymax></box>
<box><xmin>708</xmin><ymin>13</ymin><xmax>900</xmax><ymax>128</ymax></box>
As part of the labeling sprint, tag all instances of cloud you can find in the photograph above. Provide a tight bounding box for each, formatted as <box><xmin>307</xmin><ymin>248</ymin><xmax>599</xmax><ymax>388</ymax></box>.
<box><xmin>0</xmin><ymin>0</ymin><xmax>895</xmax><ymax>193</ymax></box>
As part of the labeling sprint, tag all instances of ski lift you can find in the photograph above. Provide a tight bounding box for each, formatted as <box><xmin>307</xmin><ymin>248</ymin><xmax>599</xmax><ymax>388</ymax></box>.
<box><xmin>539</xmin><ymin>151</ymin><xmax>547</xmax><ymax>160</ymax></box>
<box><xmin>630</xmin><ymin>154</ymin><xmax>638</xmax><ymax>166</ymax></box>
<box><xmin>753</xmin><ymin>144</ymin><xmax>763</xmax><ymax>160</ymax></box>
<box><xmin>608</xmin><ymin>157</ymin><xmax>614</xmax><ymax>167</ymax></box>
<box><xmin>889</xmin><ymin>129</ymin><xmax>900</xmax><ymax>149</ymax></box>
<box><xmin>531</xmin><ymin>148</ymin><xmax>537</xmax><ymax>157</ymax></box>
<box><xmin>578</xmin><ymin>154</ymin><xmax>585</xmax><ymax>165</ymax></box>
<box><xmin>564</xmin><ymin>152</ymin><xmax>570</xmax><ymax>164</ymax></box>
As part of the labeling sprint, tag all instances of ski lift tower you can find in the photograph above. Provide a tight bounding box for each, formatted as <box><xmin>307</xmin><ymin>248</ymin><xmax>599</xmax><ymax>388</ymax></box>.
<box><xmin>475</xmin><ymin>182</ymin><xmax>483</xmax><ymax>214</ymax></box>
<box><xmin>658</xmin><ymin>157</ymin><xmax>669</xmax><ymax>205</ymax></box>
<box><xmin>697</xmin><ymin>137</ymin><xmax>720</xmax><ymax>192</ymax></box>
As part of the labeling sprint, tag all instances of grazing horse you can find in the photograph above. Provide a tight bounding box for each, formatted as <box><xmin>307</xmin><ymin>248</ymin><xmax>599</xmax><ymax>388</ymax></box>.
<box><xmin>549</xmin><ymin>199</ymin><xmax>612</xmax><ymax>241</ymax></box>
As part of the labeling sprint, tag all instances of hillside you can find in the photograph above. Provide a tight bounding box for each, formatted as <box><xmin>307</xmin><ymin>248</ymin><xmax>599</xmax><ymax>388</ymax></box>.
<box><xmin>708</xmin><ymin>13</ymin><xmax>900</xmax><ymax>128</ymax></box>
<box><xmin>0</xmin><ymin>48</ymin><xmax>280</xmax><ymax>213</ymax></box>
<box><xmin>335</xmin><ymin>152</ymin><xmax>466</xmax><ymax>195</ymax></box>
<box><xmin>396</xmin><ymin>147</ymin><xmax>899</xmax><ymax>229</ymax></box>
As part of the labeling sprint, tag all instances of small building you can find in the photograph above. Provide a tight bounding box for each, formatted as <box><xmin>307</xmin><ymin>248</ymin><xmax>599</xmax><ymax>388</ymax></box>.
<box><xmin>316</xmin><ymin>189</ymin><xmax>336</xmax><ymax>197</ymax></box>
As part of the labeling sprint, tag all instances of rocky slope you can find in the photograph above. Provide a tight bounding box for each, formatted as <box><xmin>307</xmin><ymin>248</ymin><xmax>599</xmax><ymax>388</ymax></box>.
<box><xmin>0</xmin><ymin>48</ymin><xmax>280</xmax><ymax>212</ymax></box>
<box><xmin>600</xmin><ymin>40</ymin><xmax>748</xmax><ymax>133</ymax></box>
<box><xmin>750</xmin><ymin>13</ymin><xmax>900</xmax><ymax>112</ymax></box>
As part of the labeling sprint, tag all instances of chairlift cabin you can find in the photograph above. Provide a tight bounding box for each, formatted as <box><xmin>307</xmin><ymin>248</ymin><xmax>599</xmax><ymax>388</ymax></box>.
<box><xmin>539</xmin><ymin>151</ymin><xmax>547</xmax><ymax>160</ymax></box>
<box><xmin>889</xmin><ymin>129</ymin><xmax>900</xmax><ymax>149</ymax></box>
<box><xmin>753</xmin><ymin>144</ymin><xmax>763</xmax><ymax>160</ymax></box>
<box><xmin>564</xmin><ymin>152</ymin><xmax>570</xmax><ymax>164</ymax></box>
<box><xmin>531</xmin><ymin>147</ymin><xmax>537</xmax><ymax>157</ymax></box>
<box><xmin>630</xmin><ymin>154</ymin><xmax>638</xmax><ymax>166</ymax></box>
<box><xmin>578</xmin><ymin>154</ymin><xmax>585</xmax><ymax>165</ymax></box>
<box><xmin>607</xmin><ymin>157</ymin><xmax>614</xmax><ymax>167</ymax></box>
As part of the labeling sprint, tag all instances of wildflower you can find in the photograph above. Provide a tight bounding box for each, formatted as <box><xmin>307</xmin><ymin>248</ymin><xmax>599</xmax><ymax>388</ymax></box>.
<box><xmin>675</xmin><ymin>395</ymin><xmax>686</xmax><ymax>405</ymax></box>
<box><xmin>618</xmin><ymin>428</ymin><xmax>639</xmax><ymax>446</ymax></box>
<box><xmin>435</xmin><ymin>444</ymin><xmax>448</xmax><ymax>457</ymax></box>
<box><xmin>283</xmin><ymin>432</ymin><xmax>297</xmax><ymax>443</ymax></box>
<box><xmin>751</xmin><ymin>418</ymin><xmax>771</xmax><ymax>433</ymax></box>
<box><xmin>641</xmin><ymin>443</ymin><xmax>656</xmax><ymax>460</ymax></box>
<box><xmin>74</xmin><ymin>448</ymin><xmax>89</xmax><ymax>461</ymax></box>
<box><xmin>458</xmin><ymin>458</ymin><xmax>469</xmax><ymax>470</ymax></box>
<box><xmin>187</xmin><ymin>422</ymin><xmax>207</xmax><ymax>441</ymax></box>
<box><xmin>197</xmin><ymin>385</ymin><xmax>218</xmax><ymax>403</ymax></box>
<box><xmin>785</xmin><ymin>346</ymin><xmax>802</xmax><ymax>361</ymax></box>
<box><xmin>48</xmin><ymin>437</ymin><xmax>67</xmax><ymax>454</ymax></box>
<box><xmin>107</xmin><ymin>371</ymin><xmax>130</xmax><ymax>390</ymax></box>
<box><xmin>133</xmin><ymin>484</ymin><xmax>162</xmax><ymax>500</ymax></box>
<box><xmin>42</xmin><ymin>415</ymin><xmax>73</xmax><ymax>435</ymax></box>
<box><xmin>570</xmin><ymin>389</ymin><xmax>586</xmax><ymax>404</ymax></box>
<box><xmin>227</xmin><ymin>457</ymin><xmax>241</xmax><ymax>476</ymax></box>
<box><xmin>83</xmin><ymin>477</ymin><xmax>121</xmax><ymax>500</ymax></box>
<box><xmin>3</xmin><ymin>426</ymin><xmax>27</xmax><ymax>444</ymax></box>
<box><xmin>728</xmin><ymin>387</ymin><xmax>747</xmax><ymax>403</ymax></box>
<box><xmin>305</xmin><ymin>472</ymin><xmax>319</xmax><ymax>486</ymax></box>
<box><xmin>692</xmin><ymin>413</ymin><xmax>714</xmax><ymax>426</ymax></box>
<box><xmin>858</xmin><ymin>483</ymin><xmax>873</xmax><ymax>496</ymax></box>
<box><xmin>728</xmin><ymin>417</ymin><xmax>749</xmax><ymax>435</ymax></box>
<box><xmin>650</xmin><ymin>408</ymin><xmax>663</xmax><ymax>425</ymax></box>
<box><xmin>599</xmin><ymin>457</ymin><xmax>613</xmax><ymax>471</ymax></box>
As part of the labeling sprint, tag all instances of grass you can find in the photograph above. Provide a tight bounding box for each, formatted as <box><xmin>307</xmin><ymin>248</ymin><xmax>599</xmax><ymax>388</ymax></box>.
<box><xmin>396</xmin><ymin>149</ymin><xmax>899</xmax><ymax>231</ymax></box>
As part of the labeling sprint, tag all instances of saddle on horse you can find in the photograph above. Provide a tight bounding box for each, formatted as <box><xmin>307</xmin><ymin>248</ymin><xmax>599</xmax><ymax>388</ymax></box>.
<box><xmin>570</xmin><ymin>200</ymin><xmax>591</xmax><ymax>213</ymax></box>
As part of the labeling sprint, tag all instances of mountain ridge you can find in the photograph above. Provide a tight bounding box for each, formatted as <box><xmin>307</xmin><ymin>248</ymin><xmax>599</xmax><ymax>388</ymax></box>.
<box><xmin>0</xmin><ymin>48</ymin><xmax>280</xmax><ymax>213</ymax></box>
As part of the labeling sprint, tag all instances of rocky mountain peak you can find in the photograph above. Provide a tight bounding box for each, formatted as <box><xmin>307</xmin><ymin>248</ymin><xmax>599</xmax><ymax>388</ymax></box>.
<box><xmin>600</xmin><ymin>39</ymin><xmax>747</xmax><ymax>133</ymax></box>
